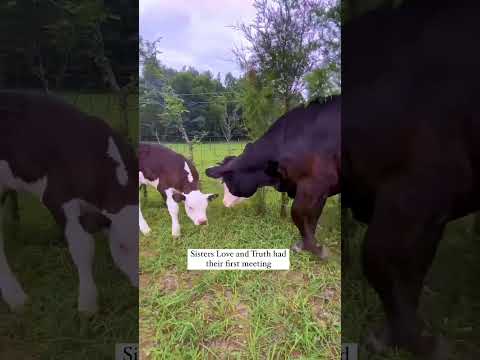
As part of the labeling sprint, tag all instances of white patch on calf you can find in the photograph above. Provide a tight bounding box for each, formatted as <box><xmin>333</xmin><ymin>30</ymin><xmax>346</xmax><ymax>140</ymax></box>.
<box><xmin>107</xmin><ymin>137</ymin><xmax>128</xmax><ymax>186</ymax></box>
<box><xmin>184</xmin><ymin>190</ymin><xmax>210</xmax><ymax>225</ymax></box>
<box><xmin>139</xmin><ymin>199</ymin><xmax>151</xmax><ymax>235</ymax></box>
<box><xmin>165</xmin><ymin>188</ymin><xmax>181</xmax><ymax>237</ymax></box>
<box><xmin>184</xmin><ymin>161</ymin><xmax>194</xmax><ymax>183</ymax></box>
<box><xmin>0</xmin><ymin>160</ymin><xmax>47</xmax><ymax>201</ymax></box>
<box><xmin>138</xmin><ymin>171</ymin><xmax>158</xmax><ymax>236</ymax></box>
<box><xmin>139</xmin><ymin>171</ymin><xmax>159</xmax><ymax>189</ymax></box>
<box><xmin>103</xmin><ymin>205</ymin><xmax>139</xmax><ymax>288</ymax></box>
<box><xmin>223</xmin><ymin>182</ymin><xmax>247</xmax><ymax>208</ymax></box>
<box><xmin>62</xmin><ymin>199</ymin><xmax>98</xmax><ymax>314</ymax></box>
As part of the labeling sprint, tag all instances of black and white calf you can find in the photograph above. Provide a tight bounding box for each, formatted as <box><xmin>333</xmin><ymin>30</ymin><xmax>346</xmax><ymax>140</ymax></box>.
<box><xmin>138</xmin><ymin>143</ymin><xmax>217</xmax><ymax>237</ymax></box>
<box><xmin>0</xmin><ymin>91</ymin><xmax>138</xmax><ymax>314</ymax></box>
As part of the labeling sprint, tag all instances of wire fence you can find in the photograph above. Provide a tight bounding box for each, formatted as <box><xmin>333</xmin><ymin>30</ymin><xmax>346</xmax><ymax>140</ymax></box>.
<box><xmin>140</xmin><ymin>136</ymin><xmax>248</xmax><ymax>170</ymax></box>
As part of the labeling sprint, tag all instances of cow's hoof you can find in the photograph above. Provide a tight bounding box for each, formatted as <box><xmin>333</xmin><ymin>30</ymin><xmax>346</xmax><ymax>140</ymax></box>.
<box><xmin>419</xmin><ymin>334</ymin><xmax>450</xmax><ymax>360</ymax></box>
<box><xmin>79</xmin><ymin>306</ymin><xmax>98</xmax><ymax>317</ymax></box>
<box><xmin>366</xmin><ymin>326</ymin><xmax>449</xmax><ymax>360</ymax></box>
<box><xmin>291</xmin><ymin>240</ymin><xmax>304</xmax><ymax>252</ymax></box>
<box><xmin>172</xmin><ymin>233</ymin><xmax>181</xmax><ymax>239</ymax></box>
<box><xmin>140</xmin><ymin>226</ymin><xmax>151</xmax><ymax>236</ymax></box>
<box><xmin>365</xmin><ymin>326</ymin><xmax>392</xmax><ymax>354</ymax></box>
<box><xmin>318</xmin><ymin>245</ymin><xmax>329</xmax><ymax>260</ymax></box>
<box><xmin>78</xmin><ymin>297</ymin><xmax>98</xmax><ymax>316</ymax></box>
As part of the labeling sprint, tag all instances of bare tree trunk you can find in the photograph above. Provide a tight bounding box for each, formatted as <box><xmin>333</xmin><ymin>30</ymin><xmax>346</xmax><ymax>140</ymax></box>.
<box><xmin>179</xmin><ymin>124</ymin><xmax>194</xmax><ymax>163</ymax></box>
<box><xmin>91</xmin><ymin>25</ymin><xmax>130</xmax><ymax>138</ymax></box>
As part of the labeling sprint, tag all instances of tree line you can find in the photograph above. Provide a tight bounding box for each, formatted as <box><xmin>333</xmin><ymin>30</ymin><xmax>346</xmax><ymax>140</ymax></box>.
<box><xmin>140</xmin><ymin>0</ymin><xmax>340</xmax><ymax>215</ymax></box>
<box><xmin>140</xmin><ymin>0</ymin><xmax>340</xmax><ymax>149</ymax></box>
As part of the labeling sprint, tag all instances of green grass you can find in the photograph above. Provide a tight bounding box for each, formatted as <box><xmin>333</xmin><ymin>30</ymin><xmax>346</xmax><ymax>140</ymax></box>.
<box><xmin>0</xmin><ymin>196</ymin><xmax>138</xmax><ymax>360</ymax></box>
<box><xmin>140</xmin><ymin>142</ymin><xmax>341</xmax><ymax>359</ymax></box>
<box><xmin>342</xmin><ymin>213</ymin><xmax>480</xmax><ymax>359</ymax></box>
<box><xmin>0</xmin><ymin>95</ymin><xmax>138</xmax><ymax>359</ymax></box>
<box><xmin>60</xmin><ymin>92</ymin><xmax>138</xmax><ymax>145</ymax></box>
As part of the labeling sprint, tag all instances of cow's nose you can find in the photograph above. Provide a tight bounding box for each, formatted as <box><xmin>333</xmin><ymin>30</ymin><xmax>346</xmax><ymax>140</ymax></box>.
<box><xmin>198</xmin><ymin>219</ymin><xmax>207</xmax><ymax>225</ymax></box>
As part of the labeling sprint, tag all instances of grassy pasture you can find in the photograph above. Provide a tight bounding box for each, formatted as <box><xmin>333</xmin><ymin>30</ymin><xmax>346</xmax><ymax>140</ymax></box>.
<box><xmin>342</xmin><ymin>212</ymin><xmax>480</xmax><ymax>359</ymax></box>
<box><xmin>0</xmin><ymin>93</ymin><xmax>138</xmax><ymax>359</ymax></box>
<box><xmin>140</xmin><ymin>142</ymin><xmax>341</xmax><ymax>359</ymax></box>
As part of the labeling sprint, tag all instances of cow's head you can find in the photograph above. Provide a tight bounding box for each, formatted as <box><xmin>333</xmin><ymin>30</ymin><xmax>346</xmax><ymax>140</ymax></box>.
<box><xmin>172</xmin><ymin>190</ymin><xmax>218</xmax><ymax>225</ymax></box>
<box><xmin>214</xmin><ymin>156</ymin><xmax>248</xmax><ymax>208</ymax></box>
<box><xmin>205</xmin><ymin>149</ymin><xmax>281</xmax><ymax>198</ymax></box>
<box><xmin>222</xmin><ymin>181</ymin><xmax>247</xmax><ymax>208</ymax></box>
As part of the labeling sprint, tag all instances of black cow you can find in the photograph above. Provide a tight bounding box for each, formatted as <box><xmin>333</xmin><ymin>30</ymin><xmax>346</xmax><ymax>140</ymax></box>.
<box><xmin>206</xmin><ymin>97</ymin><xmax>340</xmax><ymax>259</ymax></box>
<box><xmin>343</xmin><ymin>1</ymin><xmax>480</xmax><ymax>358</ymax></box>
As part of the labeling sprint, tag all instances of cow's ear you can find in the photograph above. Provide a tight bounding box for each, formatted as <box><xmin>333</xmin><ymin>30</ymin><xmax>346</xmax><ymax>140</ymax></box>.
<box><xmin>172</xmin><ymin>192</ymin><xmax>186</xmax><ymax>202</ymax></box>
<box><xmin>205</xmin><ymin>165</ymin><xmax>225</xmax><ymax>179</ymax></box>
<box><xmin>79</xmin><ymin>212</ymin><xmax>111</xmax><ymax>233</ymax></box>
<box><xmin>207</xmin><ymin>193</ymin><xmax>219</xmax><ymax>202</ymax></box>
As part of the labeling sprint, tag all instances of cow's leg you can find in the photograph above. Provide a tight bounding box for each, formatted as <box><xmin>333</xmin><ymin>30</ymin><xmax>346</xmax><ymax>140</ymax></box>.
<box><xmin>0</xmin><ymin>188</ymin><xmax>28</xmax><ymax>311</ymax></box>
<box><xmin>290</xmin><ymin>180</ymin><xmax>328</xmax><ymax>259</ymax></box>
<box><xmin>363</xmin><ymin>183</ymin><xmax>449</xmax><ymax>359</ymax></box>
<box><xmin>165</xmin><ymin>191</ymin><xmax>181</xmax><ymax>238</ymax></box>
<box><xmin>61</xmin><ymin>200</ymin><xmax>98</xmax><ymax>314</ymax></box>
<box><xmin>139</xmin><ymin>197</ymin><xmax>151</xmax><ymax>235</ymax></box>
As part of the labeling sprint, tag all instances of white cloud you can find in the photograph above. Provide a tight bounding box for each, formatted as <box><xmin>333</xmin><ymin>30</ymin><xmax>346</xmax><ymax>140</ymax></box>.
<box><xmin>140</xmin><ymin>0</ymin><xmax>256</xmax><ymax>79</ymax></box>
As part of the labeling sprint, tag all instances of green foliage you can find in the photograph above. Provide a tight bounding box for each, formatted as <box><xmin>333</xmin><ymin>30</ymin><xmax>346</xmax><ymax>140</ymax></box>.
<box><xmin>235</xmin><ymin>0</ymin><xmax>341</xmax><ymax>109</ymax></box>
<box><xmin>160</xmin><ymin>90</ymin><xmax>189</xmax><ymax>128</ymax></box>
<box><xmin>0</xmin><ymin>0</ymin><xmax>136</xmax><ymax>90</ymax></box>
<box><xmin>305</xmin><ymin>65</ymin><xmax>340</xmax><ymax>100</ymax></box>
<box><xmin>238</xmin><ymin>77</ymin><xmax>282</xmax><ymax>140</ymax></box>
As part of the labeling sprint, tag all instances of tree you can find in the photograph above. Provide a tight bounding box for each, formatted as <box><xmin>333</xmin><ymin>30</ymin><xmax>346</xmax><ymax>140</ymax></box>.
<box><xmin>308</xmin><ymin>0</ymin><xmax>341</xmax><ymax>98</ymax></box>
<box><xmin>219</xmin><ymin>102</ymin><xmax>241</xmax><ymax>143</ymax></box>
<box><xmin>140</xmin><ymin>37</ymin><xmax>167</xmax><ymax>142</ymax></box>
<box><xmin>160</xmin><ymin>90</ymin><xmax>196</xmax><ymax>161</ymax></box>
<box><xmin>237</xmin><ymin>69</ymin><xmax>283</xmax><ymax>214</ymax></box>
<box><xmin>235</xmin><ymin>0</ymin><xmax>327</xmax><ymax>217</ymax></box>
<box><xmin>305</xmin><ymin>64</ymin><xmax>339</xmax><ymax>100</ymax></box>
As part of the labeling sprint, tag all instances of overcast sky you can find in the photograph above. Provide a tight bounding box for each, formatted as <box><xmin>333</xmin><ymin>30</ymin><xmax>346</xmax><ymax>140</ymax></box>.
<box><xmin>139</xmin><ymin>0</ymin><xmax>256</xmax><ymax>80</ymax></box>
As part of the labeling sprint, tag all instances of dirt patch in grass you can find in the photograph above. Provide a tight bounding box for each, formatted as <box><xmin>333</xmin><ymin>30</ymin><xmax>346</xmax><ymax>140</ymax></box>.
<box><xmin>202</xmin><ymin>338</ymin><xmax>244</xmax><ymax>359</ymax></box>
<box><xmin>139</xmin><ymin>273</ymin><xmax>152</xmax><ymax>289</ymax></box>
<box><xmin>159</xmin><ymin>272</ymin><xmax>179</xmax><ymax>293</ymax></box>
<box><xmin>139</xmin><ymin>246</ymin><xmax>159</xmax><ymax>260</ymax></box>
<box><xmin>321</xmin><ymin>286</ymin><xmax>339</xmax><ymax>303</ymax></box>
<box><xmin>179</xmin><ymin>271</ymin><xmax>203</xmax><ymax>290</ymax></box>
<box><xmin>139</xmin><ymin>326</ymin><xmax>156</xmax><ymax>360</ymax></box>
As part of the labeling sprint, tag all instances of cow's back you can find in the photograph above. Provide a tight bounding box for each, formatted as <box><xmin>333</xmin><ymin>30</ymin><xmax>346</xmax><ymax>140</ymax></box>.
<box><xmin>0</xmin><ymin>91</ymin><xmax>138</xmax><ymax>211</ymax></box>
<box><xmin>343</xmin><ymin>2</ymin><xmax>480</xmax><ymax>223</ymax></box>
<box><xmin>138</xmin><ymin>143</ymin><xmax>199</xmax><ymax>193</ymax></box>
